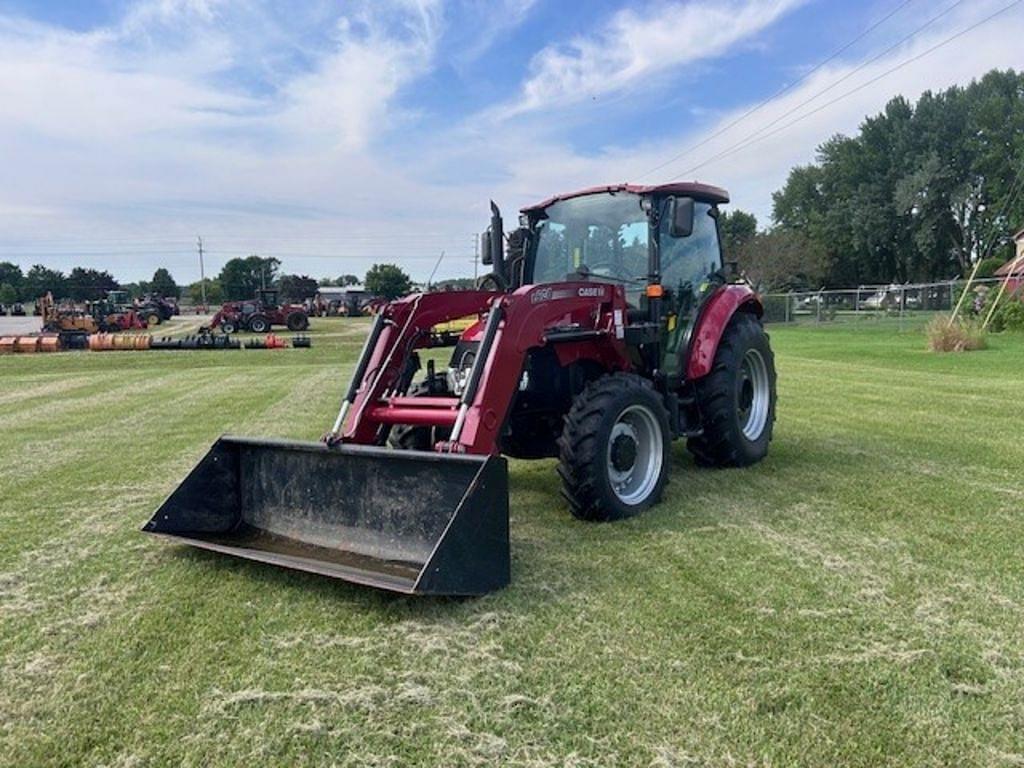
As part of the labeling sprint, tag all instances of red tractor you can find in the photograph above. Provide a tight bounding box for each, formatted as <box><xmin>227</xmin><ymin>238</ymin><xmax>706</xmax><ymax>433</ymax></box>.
<box><xmin>147</xmin><ymin>182</ymin><xmax>776</xmax><ymax>595</ymax></box>
<box><xmin>209</xmin><ymin>289</ymin><xmax>310</xmax><ymax>334</ymax></box>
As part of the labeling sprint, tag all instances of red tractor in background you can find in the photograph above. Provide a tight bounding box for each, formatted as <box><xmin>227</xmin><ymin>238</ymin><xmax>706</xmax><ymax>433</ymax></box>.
<box><xmin>148</xmin><ymin>182</ymin><xmax>777</xmax><ymax>595</ymax></box>
<box><xmin>209</xmin><ymin>289</ymin><xmax>310</xmax><ymax>334</ymax></box>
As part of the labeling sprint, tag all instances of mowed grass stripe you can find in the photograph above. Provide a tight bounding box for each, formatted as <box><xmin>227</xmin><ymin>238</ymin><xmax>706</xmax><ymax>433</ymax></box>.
<box><xmin>0</xmin><ymin>366</ymin><xmax>322</xmax><ymax>564</ymax></box>
<box><xmin>2</xmin><ymin>323</ymin><xmax>1024</xmax><ymax>766</ymax></box>
<box><xmin>0</xmin><ymin>372</ymin><xmax>103</xmax><ymax>408</ymax></box>
<box><xmin>0</xmin><ymin>367</ymin><xmax>180</xmax><ymax>438</ymax></box>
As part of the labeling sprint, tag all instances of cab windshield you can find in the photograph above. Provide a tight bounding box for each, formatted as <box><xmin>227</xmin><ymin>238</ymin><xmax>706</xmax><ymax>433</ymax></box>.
<box><xmin>530</xmin><ymin>193</ymin><xmax>648</xmax><ymax>290</ymax></box>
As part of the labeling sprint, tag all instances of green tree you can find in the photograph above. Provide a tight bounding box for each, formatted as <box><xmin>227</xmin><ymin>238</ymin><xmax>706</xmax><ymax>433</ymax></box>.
<box><xmin>277</xmin><ymin>274</ymin><xmax>319</xmax><ymax>302</ymax></box>
<box><xmin>0</xmin><ymin>262</ymin><xmax>23</xmax><ymax>298</ymax></box>
<box><xmin>737</xmin><ymin>230</ymin><xmax>829</xmax><ymax>292</ymax></box>
<box><xmin>719</xmin><ymin>210</ymin><xmax>758</xmax><ymax>255</ymax></box>
<box><xmin>771</xmin><ymin>69</ymin><xmax>1024</xmax><ymax>284</ymax></box>
<box><xmin>339</xmin><ymin>274</ymin><xmax>360</xmax><ymax>286</ymax></box>
<box><xmin>365</xmin><ymin>264</ymin><xmax>412</xmax><ymax>300</ymax></box>
<box><xmin>217</xmin><ymin>256</ymin><xmax>281</xmax><ymax>300</ymax></box>
<box><xmin>188</xmin><ymin>278</ymin><xmax>223</xmax><ymax>306</ymax></box>
<box><xmin>0</xmin><ymin>283</ymin><xmax>17</xmax><ymax>306</ymax></box>
<box><xmin>149</xmin><ymin>268</ymin><xmax>180</xmax><ymax>298</ymax></box>
<box><xmin>65</xmin><ymin>267</ymin><xmax>119</xmax><ymax>301</ymax></box>
<box><xmin>121</xmin><ymin>282</ymin><xmax>145</xmax><ymax>299</ymax></box>
<box><xmin>22</xmin><ymin>265</ymin><xmax>66</xmax><ymax>300</ymax></box>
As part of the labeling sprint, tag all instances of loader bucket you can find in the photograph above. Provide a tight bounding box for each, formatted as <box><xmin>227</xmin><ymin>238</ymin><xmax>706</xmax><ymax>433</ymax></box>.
<box><xmin>143</xmin><ymin>436</ymin><xmax>509</xmax><ymax>595</ymax></box>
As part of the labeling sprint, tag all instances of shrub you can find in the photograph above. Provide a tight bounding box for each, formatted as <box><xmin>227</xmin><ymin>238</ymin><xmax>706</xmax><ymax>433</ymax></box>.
<box><xmin>987</xmin><ymin>297</ymin><xmax>1024</xmax><ymax>333</ymax></box>
<box><xmin>926</xmin><ymin>315</ymin><xmax>987</xmax><ymax>352</ymax></box>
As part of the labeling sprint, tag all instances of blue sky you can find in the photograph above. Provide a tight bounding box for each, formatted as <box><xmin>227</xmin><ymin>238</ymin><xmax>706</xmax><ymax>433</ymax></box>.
<box><xmin>0</xmin><ymin>0</ymin><xmax>1021</xmax><ymax>284</ymax></box>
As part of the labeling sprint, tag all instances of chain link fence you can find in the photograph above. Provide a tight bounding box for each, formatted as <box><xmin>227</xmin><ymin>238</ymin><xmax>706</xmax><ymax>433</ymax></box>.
<box><xmin>760</xmin><ymin>277</ymin><xmax>1012</xmax><ymax>327</ymax></box>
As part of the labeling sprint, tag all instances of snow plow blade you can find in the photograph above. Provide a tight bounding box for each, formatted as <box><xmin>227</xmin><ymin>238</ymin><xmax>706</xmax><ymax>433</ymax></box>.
<box><xmin>143</xmin><ymin>436</ymin><xmax>510</xmax><ymax>595</ymax></box>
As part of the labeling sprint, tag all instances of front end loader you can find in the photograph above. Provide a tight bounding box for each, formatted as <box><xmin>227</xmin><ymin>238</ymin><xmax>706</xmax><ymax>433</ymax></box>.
<box><xmin>145</xmin><ymin>182</ymin><xmax>777</xmax><ymax>595</ymax></box>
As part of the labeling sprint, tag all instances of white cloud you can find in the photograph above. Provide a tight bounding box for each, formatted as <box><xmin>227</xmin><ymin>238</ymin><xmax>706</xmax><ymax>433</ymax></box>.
<box><xmin>449</xmin><ymin>0</ymin><xmax>539</xmax><ymax>64</ymax></box>
<box><xmin>276</xmin><ymin>1</ymin><xmax>443</xmax><ymax>150</ymax></box>
<box><xmin>463</xmin><ymin>0</ymin><xmax>1024</xmax><ymax>230</ymax></box>
<box><xmin>0</xmin><ymin>0</ymin><xmax>1021</xmax><ymax>285</ymax></box>
<box><xmin>500</xmin><ymin>0</ymin><xmax>808</xmax><ymax>118</ymax></box>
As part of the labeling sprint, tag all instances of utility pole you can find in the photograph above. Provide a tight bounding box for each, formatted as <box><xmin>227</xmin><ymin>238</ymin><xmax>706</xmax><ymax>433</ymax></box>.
<box><xmin>197</xmin><ymin>236</ymin><xmax>207</xmax><ymax>309</ymax></box>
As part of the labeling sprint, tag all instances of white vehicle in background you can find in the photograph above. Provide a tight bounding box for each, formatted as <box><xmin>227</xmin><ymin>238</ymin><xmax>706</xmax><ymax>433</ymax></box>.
<box><xmin>862</xmin><ymin>288</ymin><xmax>891</xmax><ymax>310</ymax></box>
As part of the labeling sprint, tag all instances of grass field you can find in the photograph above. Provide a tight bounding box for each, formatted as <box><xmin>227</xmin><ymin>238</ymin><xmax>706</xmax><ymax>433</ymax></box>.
<box><xmin>2</xmin><ymin>317</ymin><xmax>1023</xmax><ymax>767</ymax></box>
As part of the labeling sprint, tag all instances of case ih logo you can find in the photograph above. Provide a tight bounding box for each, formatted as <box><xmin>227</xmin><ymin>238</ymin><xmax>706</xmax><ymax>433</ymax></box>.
<box><xmin>531</xmin><ymin>285</ymin><xmax>607</xmax><ymax>304</ymax></box>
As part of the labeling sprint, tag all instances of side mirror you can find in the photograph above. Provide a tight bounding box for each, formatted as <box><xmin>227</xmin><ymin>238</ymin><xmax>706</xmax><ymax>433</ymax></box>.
<box><xmin>480</xmin><ymin>229</ymin><xmax>493</xmax><ymax>265</ymax></box>
<box><xmin>668</xmin><ymin>196</ymin><xmax>695</xmax><ymax>238</ymax></box>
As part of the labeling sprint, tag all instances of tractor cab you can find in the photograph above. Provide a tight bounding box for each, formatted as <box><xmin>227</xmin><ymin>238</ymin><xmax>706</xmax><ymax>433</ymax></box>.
<box><xmin>486</xmin><ymin>183</ymin><xmax>727</xmax><ymax>304</ymax></box>
<box><xmin>482</xmin><ymin>183</ymin><xmax>732</xmax><ymax>380</ymax></box>
<box><xmin>257</xmin><ymin>289</ymin><xmax>280</xmax><ymax>309</ymax></box>
<box><xmin>106</xmin><ymin>290</ymin><xmax>131</xmax><ymax>309</ymax></box>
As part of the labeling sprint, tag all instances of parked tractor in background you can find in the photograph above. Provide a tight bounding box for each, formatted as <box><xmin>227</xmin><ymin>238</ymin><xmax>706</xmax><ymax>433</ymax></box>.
<box><xmin>209</xmin><ymin>289</ymin><xmax>310</xmax><ymax>334</ymax></box>
<box><xmin>102</xmin><ymin>290</ymin><xmax>174</xmax><ymax>327</ymax></box>
<box><xmin>136</xmin><ymin>293</ymin><xmax>178</xmax><ymax>326</ymax></box>
<box><xmin>89</xmin><ymin>292</ymin><xmax>148</xmax><ymax>331</ymax></box>
<box><xmin>148</xmin><ymin>182</ymin><xmax>777</xmax><ymax>595</ymax></box>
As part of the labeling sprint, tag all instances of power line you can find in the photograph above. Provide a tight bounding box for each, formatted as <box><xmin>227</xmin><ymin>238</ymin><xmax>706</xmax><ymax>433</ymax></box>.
<box><xmin>633</xmin><ymin>0</ymin><xmax>919</xmax><ymax>181</ymax></box>
<box><xmin>976</xmin><ymin>159</ymin><xmax>1024</xmax><ymax>262</ymax></box>
<box><xmin>674</xmin><ymin>0</ymin><xmax>1022</xmax><ymax>178</ymax></box>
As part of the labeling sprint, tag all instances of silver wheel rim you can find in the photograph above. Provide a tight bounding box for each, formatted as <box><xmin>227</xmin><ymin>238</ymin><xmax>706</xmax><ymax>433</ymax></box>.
<box><xmin>738</xmin><ymin>348</ymin><xmax>770</xmax><ymax>441</ymax></box>
<box><xmin>606</xmin><ymin>404</ymin><xmax>663</xmax><ymax>506</ymax></box>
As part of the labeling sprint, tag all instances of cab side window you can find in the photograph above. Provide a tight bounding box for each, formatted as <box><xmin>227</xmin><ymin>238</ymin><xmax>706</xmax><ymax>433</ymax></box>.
<box><xmin>659</xmin><ymin>202</ymin><xmax>721</xmax><ymax>313</ymax></box>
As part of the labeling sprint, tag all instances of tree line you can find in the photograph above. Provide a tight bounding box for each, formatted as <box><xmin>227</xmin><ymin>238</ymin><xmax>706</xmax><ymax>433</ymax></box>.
<box><xmin>189</xmin><ymin>257</ymin><xmax>413</xmax><ymax>303</ymax></box>
<box><xmin>726</xmin><ymin>69</ymin><xmax>1024</xmax><ymax>291</ymax></box>
<box><xmin>0</xmin><ymin>254</ymin><xmax>418</xmax><ymax>307</ymax></box>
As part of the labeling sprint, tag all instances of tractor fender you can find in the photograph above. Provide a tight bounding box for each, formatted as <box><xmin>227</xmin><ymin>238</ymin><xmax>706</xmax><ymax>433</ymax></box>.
<box><xmin>685</xmin><ymin>285</ymin><xmax>763</xmax><ymax>380</ymax></box>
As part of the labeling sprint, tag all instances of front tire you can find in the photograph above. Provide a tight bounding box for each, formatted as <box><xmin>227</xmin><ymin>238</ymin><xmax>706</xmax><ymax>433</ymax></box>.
<box><xmin>557</xmin><ymin>373</ymin><xmax>670</xmax><ymax>522</ymax></box>
<box><xmin>220</xmin><ymin>320</ymin><xmax>237</xmax><ymax>334</ymax></box>
<box><xmin>248</xmin><ymin>314</ymin><xmax>270</xmax><ymax>333</ymax></box>
<box><xmin>688</xmin><ymin>313</ymin><xmax>776</xmax><ymax>467</ymax></box>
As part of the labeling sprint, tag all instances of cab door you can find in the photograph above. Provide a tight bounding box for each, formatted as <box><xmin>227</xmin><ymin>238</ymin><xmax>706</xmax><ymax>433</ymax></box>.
<box><xmin>657</xmin><ymin>200</ymin><xmax>723</xmax><ymax>378</ymax></box>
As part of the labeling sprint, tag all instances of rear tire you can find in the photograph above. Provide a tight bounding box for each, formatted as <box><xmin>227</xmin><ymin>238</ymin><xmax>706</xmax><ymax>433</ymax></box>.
<box><xmin>388</xmin><ymin>380</ymin><xmax>452</xmax><ymax>451</ymax></box>
<box><xmin>286</xmin><ymin>311</ymin><xmax>309</xmax><ymax>331</ymax></box>
<box><xmin>687</xmin><ymin>313</ymin><xmax>776</xmax><ymax>467</ymax></box>
<box><xmin>557</xmin><ymin>373</ymin><xmax>670</xmax><ymax>522</ymax></box>
<box><xmin>248</xmin><ymin>314</ymin><xmax>270</xmax><ymax>333</ymax></box>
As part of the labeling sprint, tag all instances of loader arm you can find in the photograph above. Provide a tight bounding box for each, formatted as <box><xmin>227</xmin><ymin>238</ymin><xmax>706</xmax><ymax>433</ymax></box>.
<box><xmin>339</xmin><ymin>283</ymin><xmax>633</xmax><ymax>454</ymax></box>
<box><xmin>453</xmin><ymin>282</ymin><xmax>633</xmax><ymax>454</ymax></box>
<box><xmin>341</xmin><ymin>291</ymin><xmax>500</xmax><ymax>444</ymax></box>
